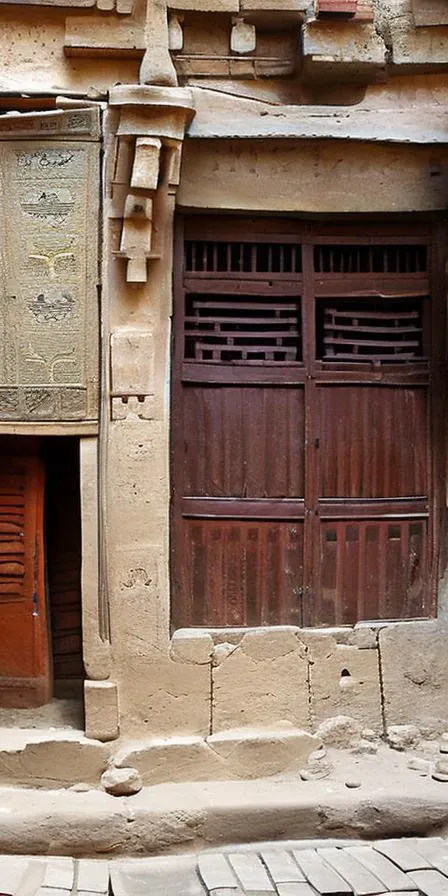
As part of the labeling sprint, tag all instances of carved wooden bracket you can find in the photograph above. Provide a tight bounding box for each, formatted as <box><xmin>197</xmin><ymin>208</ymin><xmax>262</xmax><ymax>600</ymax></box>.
<box><xmin>109</xmin><ymin>86</ymin><xmax>195</xmax><ymax>284</ymax></box>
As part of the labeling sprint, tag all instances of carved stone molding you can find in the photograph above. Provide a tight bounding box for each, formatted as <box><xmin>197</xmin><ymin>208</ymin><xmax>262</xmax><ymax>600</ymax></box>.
<box><xmin>108</xmin><ymin>86</ymin><xmax>195</xmax><ymax>284</ymax></box>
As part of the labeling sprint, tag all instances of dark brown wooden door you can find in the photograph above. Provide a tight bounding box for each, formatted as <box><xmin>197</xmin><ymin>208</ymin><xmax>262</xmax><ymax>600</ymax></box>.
<box><xmin>171</xmin><ymin>219</ymin><xmax>444</xmax><ymax>628</ymax></box>
<box><xmin>0</xmin><ymin>456</ymin><xmax>51</xmax><ymax>706</ymax></box>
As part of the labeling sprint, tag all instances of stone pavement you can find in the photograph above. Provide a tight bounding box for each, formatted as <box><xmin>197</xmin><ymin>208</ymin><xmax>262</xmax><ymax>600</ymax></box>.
<box><xmin>4</xmin><ymin>838</ymin><xmax>448</xmax><ymax>896</ymax></box>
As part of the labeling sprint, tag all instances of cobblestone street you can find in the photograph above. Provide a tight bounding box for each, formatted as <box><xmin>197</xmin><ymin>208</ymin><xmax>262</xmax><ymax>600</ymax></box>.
<box><xmin>4</xmin><ymin>838</ymin><xmax>448</xmax><ymax>896</ymax></box>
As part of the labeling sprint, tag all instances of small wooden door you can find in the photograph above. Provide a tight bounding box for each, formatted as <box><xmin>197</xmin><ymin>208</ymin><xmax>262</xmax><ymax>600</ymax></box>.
<box><xmin>171</xmin><ymin>218</ymin><xmax>445</xmax><ymax>628</ymax></box>
<box><xmin>0</xmin><ymin>456</ymin><xmax>51</xmax><ymax>707</ymax></box>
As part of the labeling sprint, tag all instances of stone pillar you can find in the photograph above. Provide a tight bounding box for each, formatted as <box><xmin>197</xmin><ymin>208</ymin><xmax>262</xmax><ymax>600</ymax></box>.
<box><xmin>102</xmin><ymin>87</ymin><xmax>211</xmax><ymax>739</ymax></box>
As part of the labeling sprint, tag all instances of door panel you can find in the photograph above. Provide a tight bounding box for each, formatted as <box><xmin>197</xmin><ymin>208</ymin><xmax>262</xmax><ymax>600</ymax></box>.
<box><xmin>318</xmin><ymin>386</ymin><xmax>428</xmax><ymax>498</ymax></box>
<box><xmin>174</xmin><ymin>518</ymin><xmax>303</xmax><ymax>628</ymax></box>
<box><xmin>0</xmin><ymin>457</ymin><xmax>50</xmax><ymax>707</ymax></box>
<box><xmin>313</xmin><ymin>518</ymin><xmax>429</xmax><ymax>626</ymax></box>
<box><xmin>183</xmin><ymin>386</ymin><xmax>305</xmax><ymax>498</ymax></box>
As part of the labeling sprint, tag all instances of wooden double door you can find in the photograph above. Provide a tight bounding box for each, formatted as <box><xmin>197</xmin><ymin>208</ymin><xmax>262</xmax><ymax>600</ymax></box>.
<box><xmin>171</xmin><ymin>218</ymin><xmax>445</xmax><ymax>628</ymax></box>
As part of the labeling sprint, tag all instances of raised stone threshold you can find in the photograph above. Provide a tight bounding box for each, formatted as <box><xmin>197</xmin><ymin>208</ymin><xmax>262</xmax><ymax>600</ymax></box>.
<box><xmin>0</xmin><ymin>727</ymin><xmax>320</xmax><ymax>787</ymax></box>
<box><xmin>4</xmin><ymin>839</ymin><xmax>448</xmax><ymax>895</ymax></box>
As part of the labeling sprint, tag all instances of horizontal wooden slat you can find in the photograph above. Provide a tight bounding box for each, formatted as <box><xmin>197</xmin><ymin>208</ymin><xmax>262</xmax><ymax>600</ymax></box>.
<box><xmin>182</xmin><ymin>498</ymin><xmax>305</xmax><ymax>520</ymax></box>
<box><xmin>319</xmin><ymin>499</ymin><xmax>428</xmax><ymax>519</ymax></box>
<box><xmin>182</xmin><ymin>362</ymin><xmax>305</xmax><ymax>384</ymax></box>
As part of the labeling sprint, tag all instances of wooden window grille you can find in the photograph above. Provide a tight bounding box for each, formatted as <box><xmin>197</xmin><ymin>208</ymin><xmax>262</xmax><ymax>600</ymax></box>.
<box><xmin>316</xmin><ymin>298</ymin><xmax>425</xmax><ymax>362</ymax></box>
<box><xmin>184</xmin><ymin>240</ymin><xmax>302</xmax><ymax>276</ymax></box>
<box><xmin>184</xmin><ymin>293</ymin><xmax>301</xmax><ymax>363</ymax></box>
<box><xmin>314</xmin><ymin>244</ymin><xmax>427</xmax><ymax>275</ymax></box>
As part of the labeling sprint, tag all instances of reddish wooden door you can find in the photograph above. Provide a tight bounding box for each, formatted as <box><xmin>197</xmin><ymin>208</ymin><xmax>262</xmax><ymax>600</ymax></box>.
<box><xmin>0</xmin><ymin>457</ymin><xmax>51</xmax><ymax>707</ymax></box>
<box><xmin>171</xmin><ymin>219</ymin><xmax>444</xmax><ymax>628</ymax></box>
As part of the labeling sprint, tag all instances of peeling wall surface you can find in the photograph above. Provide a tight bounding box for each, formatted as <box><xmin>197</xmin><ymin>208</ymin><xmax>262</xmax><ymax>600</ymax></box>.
<box><xmin>0</xmin><ymin>0</ymin><xmax>448</xmax><ymax>788</ymax></box>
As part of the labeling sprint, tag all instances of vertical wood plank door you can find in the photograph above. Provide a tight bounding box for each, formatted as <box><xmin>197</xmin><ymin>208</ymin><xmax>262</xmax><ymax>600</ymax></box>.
<box><xmin>0</xmin><ymin>456</ymin><xmax>51</xmax><ymax>707</ymax></box>
<box><xmin>171</xmin><ymin>218</ymin><xmax>444</xmax><ymax>629</ymax></box>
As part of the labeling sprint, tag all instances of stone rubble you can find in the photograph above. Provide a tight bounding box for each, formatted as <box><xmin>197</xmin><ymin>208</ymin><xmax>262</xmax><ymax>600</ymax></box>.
<box><xmin>101</xmin><ymin>766</ymin><xmax>143</xmax><ymax>796</ymax></box>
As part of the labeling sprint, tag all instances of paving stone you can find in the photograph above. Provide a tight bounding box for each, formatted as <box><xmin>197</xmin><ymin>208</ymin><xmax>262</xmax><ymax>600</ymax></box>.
<box><xmin>0</xmin><ymin>856</ymin><xmax>30</xmax><ymax>895</ymax></box>
<box><xmin>209</xmin><ymin>890</ymin><xmax>243</xmax><ymax>896</ymax></box>
<box><xmin>228</xmin><ymin>853</ymin><xmax>275</xmax><ymax>893</ymax></box>
<box><xmin>111</xmin><ymin>857</ymin><xmax>204</xmax><ymax>896</ymax></box>
<box><xmin>261</xmin><ymin>850</ymin><xmax>305</xmax><ymax>884</ymax></box>
<box><xmin>36</xmin><ymin>889</ymin><xmax>69</xmax><ymax>896</ymax></box>
<box><xmin>409</xmin><ymin>870</ymin><xmax>448</xmax><ymax>896</ymax></box>
<box><xmin>43</xmin><ymin>859</ymin><xmax>74</xmax><ymax>890</ymax></box>
<box><xmin>77</xmin><ymin>860</ymin><xmax>109</xmax><ymax>893</ymax></box>
<box><xmin>277</xmin><ymin>886</ymin><xmax>318</xmax><ymax>896</ymax></box>
<box><xmin>318</xmin><ymin>848</ymin><xmax>384</xmax><ymax>895</ymax></box>
<box><xmin>198</xmin><ymin>854</ymin><xmax>239</xmax><ymax>890</ymax></box>
<box><xmin>15</xmin><ymin>861</ymin><xmax>46</xmax><ymax>896</ymax></box>
<box><xmin>408</xmin><ymin>840</ymin><xmax>448</xmax><ymax>877</ymax></box>
<box><xmin>345</xmin><ymin>847</ymin><xmax>415</xmax><ymax>891</ymax></box>
<box><xmin>384</xmin><ymin>892</ymin><xmax>419</xmax><ymax>896</ymax></box>
<box><xmin>374</xmin><ymin>841</ymin><xmax>431</xmax><ymax>872</ymax></box>
<box><xmin>292</xmin><ymin>850</ymin><xmax>352</xmax><ymax>895</ymax></box>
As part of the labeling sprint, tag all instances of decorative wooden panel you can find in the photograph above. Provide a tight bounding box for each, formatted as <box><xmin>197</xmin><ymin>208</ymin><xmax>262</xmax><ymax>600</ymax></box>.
<box><xmin>318</xmin><ymin>386</ymin><xmax>428</xmax><ymax>498</ymax></box>
<box><xmin>0</xmin><ymin>457</ymin><xmax>50</xmax><ymax>707</ymax></box>
<box><xmin>313</xmin><ymin>244</ymin><xmax>427</xmax><ymax>275</ymax></box>
<box><xmin>318</xmin><ymin>299</ymin><xmax>425</xmax><ymax>362</ymax></box>
<box><xmin>174</xmin><ymin>519</ymin><xmax>303</xmax><ymax>628</ymax></box>
<box><xmin>183</xmin><ymin>386</ymin><xmax>305</xmax><ymax>498</ymax></box>
<box><xmin>184</xmin><ymin>240</ymin><xmax>302</xmax><ymax>276</ymax></box>
<box><xmin>0</xmin><ymin>110</ymin><xmax>99</xmax><ymax>422</ymax></box>
<box><xmin>315</xmin><ymin>519</ymin><xmax>428</xmax><ymax>626</ymax></box>
<box><xmin>184</xmin><ymin>293</ymin><xmax>301</xmax><ymax>364</ymax></box>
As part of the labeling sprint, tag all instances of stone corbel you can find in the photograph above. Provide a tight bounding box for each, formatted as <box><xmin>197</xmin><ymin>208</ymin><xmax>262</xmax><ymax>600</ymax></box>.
<box><xmin>109</xmin><ymin>85</ymin><xmax>195</xmax><ymax>284</ymax></box>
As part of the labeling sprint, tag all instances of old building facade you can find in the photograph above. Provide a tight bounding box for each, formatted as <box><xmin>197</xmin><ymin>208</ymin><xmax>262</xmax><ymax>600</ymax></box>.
<box><xmin>1</xmin><ymin>0</ymin><xmax>448</xmax><ymax>786</ymax></box>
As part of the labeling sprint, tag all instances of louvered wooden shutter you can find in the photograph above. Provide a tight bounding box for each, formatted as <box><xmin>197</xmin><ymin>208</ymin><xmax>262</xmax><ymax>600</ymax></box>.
<box><xmin>0</xmin><ymin>457</ymin><xmax>51</xmax><ymax>707</ymax></box>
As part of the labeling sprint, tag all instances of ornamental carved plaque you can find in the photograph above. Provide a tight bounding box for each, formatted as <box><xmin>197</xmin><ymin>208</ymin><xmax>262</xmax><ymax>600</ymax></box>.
<box><xmin>0</xmin><ymin>109</ymin><xmax>100</xmax><ymax>422</ymax></box>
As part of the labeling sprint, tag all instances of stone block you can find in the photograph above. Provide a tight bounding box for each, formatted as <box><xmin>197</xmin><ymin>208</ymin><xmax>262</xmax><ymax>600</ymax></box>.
<box><xmin>111</xmin><ymin>329</ymin><xmax>155</xmax><ymax>396</ymax></box>
<box><xmin>212</xmin><ymin>629</ymin><xmax>309</xmax><ymax>732</ymax></box>
<box><xmin>179</xmin><ymin>141</ymin><xmax>448</xmax><ymax>214</ymax></box>
<box><xmin>302</xmin><ymin>21</ymin><xmax>386</xmax><ymax>74</ymax></box>
<box><xmin>170</xmin><ymin>630</ymin><xmax>214</xmax><ymax>664</ymax></box>
<box><xmin>388</xmin><ymin>2</ymin><xmax>448</xmax><ymax>65</ymax></box>
<box><xmin>117</xmin><ymin>658</ymin><xmax>211</xmax><ymax>738</ymax></box>
<box><xmin>0</xmin><ymin>732</ymin><xmax>110</xmax><ymax>787</ymax></box>
<box><xmin>230</xmin><ymin>19</ymin><xmax>256</xmax><ymax>54</ymax></box>
<box><xmin>301</xmin><ymin>632</ymin><xmax>382</xmax><ymax>732</ymax></box>
<box><xmin>84</xmin><ymin>680</ymin><xmax>119</xmax><ymax>742</ymax></box>
<box><xmin>207</xmin><ymin>727</ymin><xmax>320</xmax><ymax>779</ymax></box>
<box><xmin>379</xmin><ymin>622</ymin><xmax>448</xmax><ymax>735</ymax></box>
<box><xmin>131</xmin><ymin>137</ymin><xmax>161</xmax><ymax>191</ymax></box>
<box><xmin>169</xmin><ymin>0</ymin><xmax>239</xmax><ymax>10</ymax></box>
<box><xmin>113</xmin><ymin>735</ymin><xmax>224</xmax><ymax>784</ymax></box>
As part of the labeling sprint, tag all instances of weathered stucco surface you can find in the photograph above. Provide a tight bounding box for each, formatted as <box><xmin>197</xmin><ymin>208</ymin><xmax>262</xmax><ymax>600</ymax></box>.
<box><xmin>0</xmin><ymin>0</ymin><xmax>447</xmax><ymax>788</ymax></box>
